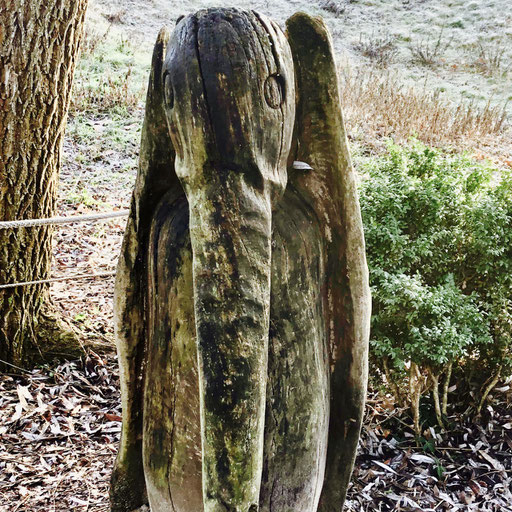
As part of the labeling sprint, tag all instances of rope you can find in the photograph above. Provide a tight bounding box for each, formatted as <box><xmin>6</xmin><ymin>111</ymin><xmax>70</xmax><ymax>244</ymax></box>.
<box><xmin>0</xmin><ymin>271</ymin><xmax>116</xmax><ymax>289</ymax></box>
<box><xmin>0</xmin><ymin>210</ymin><xmax>129</xmax><ymax>230</ymax></box>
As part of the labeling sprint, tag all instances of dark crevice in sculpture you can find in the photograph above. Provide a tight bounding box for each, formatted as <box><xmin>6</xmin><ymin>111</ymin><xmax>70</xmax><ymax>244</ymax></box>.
<box><xmin>192</xmin><ymin>14</ymin><xmax>215</xmax><ymax>150</ymax></box>
<box><xmin>111</xmin><ymin>8</ymin><xmax>370</xmax><ymax>512</ymax></box>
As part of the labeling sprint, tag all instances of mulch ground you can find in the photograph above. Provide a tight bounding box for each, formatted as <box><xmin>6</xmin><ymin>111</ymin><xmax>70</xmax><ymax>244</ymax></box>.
<box><xmin>0</xmin><ymin>354</ymin><xmax>119</xmax><ymax>512</ymax></box>
<box><xmin>348</xmin><ymin>392</ymin><xmax>512</xmax><ymax>511</ymax></box>
<box><xmin>2</xmin><ymin>352</ymin><xmax>511</xmax><ymax>512</ymax></box>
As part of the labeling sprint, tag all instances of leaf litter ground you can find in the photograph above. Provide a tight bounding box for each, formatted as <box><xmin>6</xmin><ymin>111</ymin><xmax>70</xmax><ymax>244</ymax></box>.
<box><xmin>2</xmin><ymin>354</ymin><xmax>511</xmax><ymax>511</ymax></box>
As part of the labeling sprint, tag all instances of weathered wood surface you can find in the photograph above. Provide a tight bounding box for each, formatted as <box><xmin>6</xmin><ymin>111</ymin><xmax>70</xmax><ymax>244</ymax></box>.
<box><xmin>110</xmin><ymin>28</ymin><xmax>176</xmax><ymax>511</ymax></box>
<box><xmin>111</xmin><ymin>8</ymin><xmax>370</xmax><ymax>512</ymax></box>
<box><xmin>286</xmin><ymin>14</ymin><xmax>371</xmax><ymax>510</ymax></box>
<box><xmin>165</xmin><ymin>11</ymin><xmax>295</xmax><ymax>512</ymax></box>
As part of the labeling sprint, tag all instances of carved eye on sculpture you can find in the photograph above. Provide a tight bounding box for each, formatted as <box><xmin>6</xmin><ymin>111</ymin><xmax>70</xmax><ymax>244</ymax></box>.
<box><xmin>264</xmin><ymin>74</ymin><xmax>285</xmax><ymax>109</ymax></box>
<box><xmin>164</xmin><ymin>72</ymin><xmax>174</xmax><ymax>109</ymax></box>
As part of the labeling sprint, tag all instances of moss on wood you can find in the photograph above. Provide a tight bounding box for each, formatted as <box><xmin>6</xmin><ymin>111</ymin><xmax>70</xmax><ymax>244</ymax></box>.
<box><xmin>112</xmin><ymin>9</ymin><xmax>370</xmax><ymax>512</ymax></box>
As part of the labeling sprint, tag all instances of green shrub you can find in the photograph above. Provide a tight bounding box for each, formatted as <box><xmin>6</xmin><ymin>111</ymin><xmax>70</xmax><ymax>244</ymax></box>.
<box><xmin>358</xmin><ymin>140</ymin><xmax>512</xmax><ymax>434</ymax></box>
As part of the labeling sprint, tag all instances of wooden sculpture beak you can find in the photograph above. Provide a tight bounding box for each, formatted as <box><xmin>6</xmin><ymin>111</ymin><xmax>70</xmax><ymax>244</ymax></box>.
<box><xmin>161</xmin><ymin>10</ymin><xmax>295</xmax><ymax>512</ymax></box>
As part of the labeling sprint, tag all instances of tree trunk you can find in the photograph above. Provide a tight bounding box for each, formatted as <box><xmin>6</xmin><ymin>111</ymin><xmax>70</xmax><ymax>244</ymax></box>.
<box><xmin>0</xmin><ymin>0</ymin><xmax>88</xmax><ymax>368</ymax></box>
<box><xmin>409</xmin><ymin>362</ymin><xmax>422</xmax><ymax>437</ymax></box>
<box><xmin>441</xmin><ymin>361</ymin><xmax>452</xmax><ymax>417</ymax></box>
<box><xmin>430</xmin><ymin>370</ymin><xmax>445</xmax><ymax>430</ymax></box>
<box><xmin>477</xmin><ymin>366</ymin><xmax>502</xmax><ymax>416</ymax></box>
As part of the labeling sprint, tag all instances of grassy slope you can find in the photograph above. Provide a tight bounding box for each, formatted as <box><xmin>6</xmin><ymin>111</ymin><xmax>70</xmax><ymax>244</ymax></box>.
<box><xmin>89</xmin><ymin>0</ymin><xmax>512</xmax><ymax>111</ymax></box>
<box><xmin>56</xmin><ymin>1</ymin><xmax>510</xmax><ymax>334</ymax></box>
<box><xmin>65</xmin><ymin>1</ymin><xmax>510</xmax><ymax>209</ymax></box>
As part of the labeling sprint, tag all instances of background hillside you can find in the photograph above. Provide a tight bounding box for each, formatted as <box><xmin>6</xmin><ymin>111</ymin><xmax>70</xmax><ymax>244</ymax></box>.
<box><xmin>87</xmin><ymin>0</ymin><xmax>512</xmax><ymax>143</ymax></box>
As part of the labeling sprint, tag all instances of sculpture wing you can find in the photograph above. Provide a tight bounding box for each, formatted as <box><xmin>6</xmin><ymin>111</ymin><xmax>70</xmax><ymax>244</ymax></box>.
<box><xmin>110</xmin><ymin>28</ymin><xmax>180</xmax><ymax>510</ymax></box>
<box><xmin>285</xmin><ymin>13</ymin><xmax>371</xmax><ymax>510</ymax></box>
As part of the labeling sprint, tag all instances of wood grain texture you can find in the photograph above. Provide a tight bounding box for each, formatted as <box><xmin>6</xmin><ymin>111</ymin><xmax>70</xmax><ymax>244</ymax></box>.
<box><xmin>163</xmin><ymin>10</ymin><xmax>295</xmax><ymax>511</ymax></box>
<box><xmin>261</xmin><ymin>189</ymin><xmax>329</xmax><ymax>511</ymax></box>
<box><xmin>286</xmin><ymin>13</ymin><xmax>371</xmax><ymax>511</ymax></box>
<box><xmin>112</xmin><ymin>9</ymin><xmax>370</xmax><ymax>512</ymax></box>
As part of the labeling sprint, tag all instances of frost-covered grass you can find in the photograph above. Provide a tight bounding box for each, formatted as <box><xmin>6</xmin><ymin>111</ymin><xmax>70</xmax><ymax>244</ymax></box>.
<box><xmin>62</xmin><ymin>18</ymin><xmax>150</xmax><ymax>211</ymax></box>
<box><xmin>84</xmin><ymin>0</ymin><xmax>510</xmax><ymax>153</ymax></box>
<box><xmin>326</xmin><ymin>0</ymin><xmax>512</xmax><ymax>115</ymax></box>
<box><xmin>88</xmin><ymin>0</ymin><xmax>511</xmax><ymax>117</ymax></box>
<box><xmin>339</xmin><ymin>66</ymin><xmax>509</xmax><ymax>156</ymax></box>
<box><xmin>70</xmin><ymin>22</ymin><xmax>149</xmax><ymax>116</ymax></box>
<box><xmin>61</xmin><ymin>0</ymin><xmax>510</xmax><ymax>212</ymax></box>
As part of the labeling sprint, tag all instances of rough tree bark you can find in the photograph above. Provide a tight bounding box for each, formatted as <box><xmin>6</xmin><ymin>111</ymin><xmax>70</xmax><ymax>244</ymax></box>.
<box><xmin>0</xmin><ymin>0</ymin><xmax>88</xmax><ymax>368</ymax></box>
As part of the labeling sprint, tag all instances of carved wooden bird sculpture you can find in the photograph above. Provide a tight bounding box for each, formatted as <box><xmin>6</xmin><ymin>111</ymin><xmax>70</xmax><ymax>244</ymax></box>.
<box><xmin>110</xmin><ymin>8</ymin><xmax>370</xmax><ymax>512</ymax></box>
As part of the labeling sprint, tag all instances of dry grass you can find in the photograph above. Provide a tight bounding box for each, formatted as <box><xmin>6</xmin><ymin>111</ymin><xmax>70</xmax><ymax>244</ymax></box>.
<box><xmin>353</xmin><ymin>32</ymin><xmax>398</xmax><ymax>68</ymax></box>
<box><xmin>79</xmin><ymin>26</ymin><xmax>111</xmax><ymax>58</ymax></box>
<box><xmin>473</xmin><ymin>40</ymin><xmax>510</xmax><ymax>77</ymax></box>
<box><xmin>339</xmin><ymin>66</ymin><xmax>511</xmax><ymax>160</ymax></box>
<box><xmin>70</xmin><ymin>68</ymin><xmax>141</xmax><ymax>114</ymax></box>
<box><xmin>70</xmin><ymin>29</ymin><xmax>145</xmax><ymax>115</ymax></box>
<box><xmin>105</xmin><ymin>9</ymin><xmax>127</xmax><ymax>24</ymax></box>
<box><xmin>319</xmin><ymin>0</ymin><xmax>348</xmax><ymax>17</ymax></box>
<box><xmin>409</xmin><ymin>30</ymin><xmax>452</xmax><ymax>67</ymax></box>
